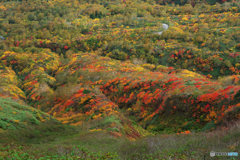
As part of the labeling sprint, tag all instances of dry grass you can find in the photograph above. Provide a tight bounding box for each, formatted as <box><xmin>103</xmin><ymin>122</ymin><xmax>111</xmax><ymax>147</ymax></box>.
<box><xmin>0</xmin><ymin>118</ymin><xmax>239</xmax><ymax>159</ymax></box>
<box><xmin>117</xmin><ymin>118</ymin><xmax>240</xmax><ymax>159</ymax></box>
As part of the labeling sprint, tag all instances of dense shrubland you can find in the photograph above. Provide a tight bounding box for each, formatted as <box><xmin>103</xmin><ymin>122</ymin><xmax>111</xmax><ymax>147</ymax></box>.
<box><xmin>1</xmin><ymin>0</ymin><xmax>240</xmax><ymax>78</ymax></box>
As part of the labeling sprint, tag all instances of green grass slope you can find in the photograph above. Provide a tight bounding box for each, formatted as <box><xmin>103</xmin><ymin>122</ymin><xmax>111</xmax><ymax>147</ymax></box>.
<box><xmin>0</xmin><ymin>96</ymin><xmax>57</xmax><ymax>131</ymax></box>
<box><xmin>0</xmin><ymin>119</ymin><xmax>239</xmax><ymax>159</ymax></box>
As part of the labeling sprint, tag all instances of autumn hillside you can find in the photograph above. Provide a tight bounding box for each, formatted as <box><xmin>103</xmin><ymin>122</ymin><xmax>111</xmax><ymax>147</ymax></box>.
<box><xmin>0</xmin><ymin>0</ymin><xmax>240</xmax><ymax>159</ymax></box>
<box><xmin>2</xmin><ymin>41</ymin><xmax>240</xmax><ymax>138</ymax></box>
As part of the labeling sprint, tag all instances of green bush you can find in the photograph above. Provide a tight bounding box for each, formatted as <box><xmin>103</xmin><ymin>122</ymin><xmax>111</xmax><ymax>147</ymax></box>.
<box><xmin>28</xmin><ymin>13</ymin><xmax>36</xmax><ymax>21</ymax></box>
<box><xmin>201</xmin><ymin>121</ymin><xmax>216</xmax><ymax>132</ymax></box>
<box><xmin>107</xmin><ymin>127</ymin><xmax>120</xmax><ymax>132</ymax></box>
<box><xmin>183</xmin><ymin>121</ymin><xmax>194</xmax><ymax>130</ymax></box>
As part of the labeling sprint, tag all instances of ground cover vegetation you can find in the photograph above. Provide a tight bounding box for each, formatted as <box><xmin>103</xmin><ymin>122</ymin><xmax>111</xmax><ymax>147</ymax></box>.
<box><xmin>0</xmin><ymin>0</ymin><xmax>240</xmax><ymax>159</ymax></box>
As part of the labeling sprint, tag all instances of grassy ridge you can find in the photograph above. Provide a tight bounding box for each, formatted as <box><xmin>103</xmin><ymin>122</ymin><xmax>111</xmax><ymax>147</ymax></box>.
<box><xmin>0</xmin><ymin>96</ymin><xmax>56</xmax><ymax>131</ymax></box>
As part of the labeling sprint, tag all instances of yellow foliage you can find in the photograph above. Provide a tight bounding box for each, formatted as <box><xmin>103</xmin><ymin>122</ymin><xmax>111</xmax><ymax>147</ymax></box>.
<box><xmin>93</xmin><ymin>114</ymin><xmax>102</xmax><ymax>120</ymax></box>
<box><xmin>90</xmin><ymin>129</ymin><xmax>102</xmax><ymax>132</ymax></box>
<box><xmin>79</xmin><ymin>95</ymin><xmax>92</xmax><ymax>104</ymax></box>
<box><xmin>71</xmin><ymin>121</ymin><xmax>83</xmax><ymax>126</ymax></box>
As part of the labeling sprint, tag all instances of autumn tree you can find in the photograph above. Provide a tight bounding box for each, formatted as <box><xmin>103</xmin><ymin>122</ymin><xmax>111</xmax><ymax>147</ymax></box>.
<box><xmin>224</xmin><ymin>60</ymin><xmax>232</xmax><ymax>68</ymax></box>
<box><xmin>28</xmin><ymin>13</ymin><xmax>36</xmax><ymax>21</ymax></box>
<box><xmin>213</xmin><ymin>57</ymin><xmax>222</xmax><ymax>67</ymax></box>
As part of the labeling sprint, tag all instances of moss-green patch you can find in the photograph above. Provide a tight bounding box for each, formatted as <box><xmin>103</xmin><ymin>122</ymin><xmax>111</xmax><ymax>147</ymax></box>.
<box><xmin>107</xmin><ymin>127</ymin><xmax>119</xmax><ymax>132</ymax></box>
<box><xmin>89</xmin><ymin>115</ymin><xmax>122</xmax><ymax>130</ymax></box>
<box><xmin>182</xmin><ymin>121</ymin><xmax>195</xmax><ymax>130</ymax></box>
<box><xmin>132</xmin><ymin>124</ymin><xmax>153</xmax><ymax>137</ymax></box>
<box><xmin>83</xmin><ymin>89</ymin><xmax>91</xmax><ymax>94</ymax></box>
<box><xmin>234</xmin><ymin>89</ymin><xmax>240</xmax><ymax>98</ymax></box>
<box><xmin>201</xmin><ymin>121</ymin><xmax>216</xmax><ymax>132</ymax></box>
<box><xmin>0</xmin><ymin>120</ymin><xmax>79</xmax><ymax>145</ymax></box>
<box><xmin>147</xmin><ymin>111</ymin><xmax>203</xmax><ymax>134</ymax></box>
<box><xmin>0</xmin><ymin>97</ymin><xmax>57</xmax><ymax>131</ymax></box>
<box><xmin>150</xmin><ymin>114</ymin><xmax>159</xmax><ymax>125</ymax></box>
<box><xmin>202</xmin><ymin>67</ymin><xmax>221</xmax><ymax>78</ymax></box>
<box><xmin>85</xmin><ymin>113</ymin><xmax>95</xmax><ymax>122</ymax></box>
